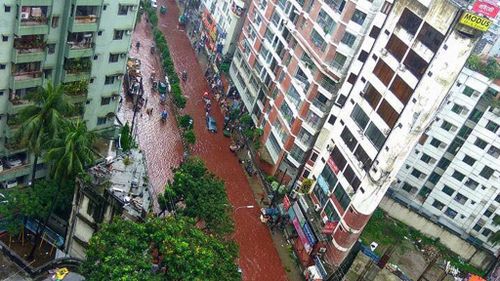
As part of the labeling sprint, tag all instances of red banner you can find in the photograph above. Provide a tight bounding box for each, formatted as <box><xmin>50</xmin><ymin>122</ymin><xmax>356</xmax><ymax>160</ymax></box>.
<box><xmin>322</xmin><ymin>221</ymin><xmax>338</xmax><ymax>234</ymax></box>
<box><xmin>283</xmin><ymin>195</ymin><xmax>291</xmax><ymax>210</ymax></box>
<box><xmin>472</xmin><ymin>0</ymin><xmax>500</xmax><ymax>18</ymax></box>
<box><xmin>326</xmin><ymin>157</ymin><xmax>339</xmax><ymax>174</ymax></box>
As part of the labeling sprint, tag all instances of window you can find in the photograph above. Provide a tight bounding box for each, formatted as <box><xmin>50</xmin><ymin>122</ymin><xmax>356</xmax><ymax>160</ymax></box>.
<box><xmin>351</xmin><ymin>9</ymin><xmax>367</xmax><ymax>25</ymax></box>
<box><xmin>358</xmin><ymin>50</ymin><xmax>369</xmax><ymax>62</ymax></box>
<box><xmin>97</xmin><ymin>117</ymin><xmax>107</xmax><ymax>125</ymax></box>
<box><xmin>430</xmin><ymin>138</ymin><xmax>442</xmax><ymax>148</ymax></box>
<box><xmin>452</xmin><ymin>170</ymin><xmax>465</xmax><ymax>182</ymax></box>
<box><xmin>331</xmin><ymin>147</ymin><xmax>347</xmax><ymax>172</ymax></box>
<box><xmin>459</xmin><ymin>126</ymin><xmax>473</xmax><ymax>138</ymax></box>
<box><xmin>496</xmin><ymin>194</ymin><xmax>500</xmax><ymax>203</ymax></box>
<box><xmin>363</xmin><ymin>83</ymin><xmax>381</xmax><ymax>109</ymax></box>
<box><xmin>474</xmin><ymin>138</ymin><xmax>487</xmax><ymax>149</ymax></box>
<box><xmin>347</xmin><ymin>73</ymin><xmax>357</xmax><ymax>84</ymax></box>
<box><xmin>118</xmin><ymin>5</ymin><xmax>130</xmax><ymax>15</ymax></box>
<box><xmin>451</xmin><ymin>104</ymin><xmax>466</xmax><ymax>114</ymax></box>
<box><xmin>341</xmin><ymin>127</ymin><xmax>357</xmax><ymax>151</ymax></box>
<box><xmin>487</xmin><ymin>146</ymin><xmax>499</xmax><ymax>158</ymax></box>
<box><xmin>441</xmin><ymin>121</ymin><xmax>454</xmax><ymax>131</ymax></box>
<box><xmin>317</xmin><ymin>9</ymin><xmax>336</xmax><ymax>34</ymax></box>
<box><xmin>432</xmin><ymin>200</ymin><xmax>445</xmax><ymax>210</ymax></box>
<box><xmin>365</xmin><ymin>122</ymin><xmax>386</xmax><ymax>150</ymax></box>
<box><xmin>465</xmin><ymin>178</ymin><xmax>479</xmax><ymax>190</ymax></box>
<box><xmin>373</xmin><ymin>60</ymin><xmax>394</xmax><ymax>86</ymax></box>
<box><xmin>444</xmin><ymin>207</ymin><xmax>458</xmax><ymax>219</ymax></box>
<box><xmin>473</xmin><ymin>223</ymin><xmax>482</xmax><ymax>232</ymax></box>
<box><xmin>401</xmin><ymin>182</ymin><xmax>417</xmax><ymax>194</ymax></box>
<box><xmin>403</xmin><ymin>50</ymin><xmax>428</xmax><ymax>79</ymax></box>
<box><xmin>279</xmin><ymin>102</ymin><xmax>294</xmax><ymax>127</ymax></box>
<box><xmin>411</xmin><ymin>169</ymin><xmax>424</xmax><ymax>179</ymax></box>
<box><xmin>428</xmin><ymin>172</ymin><xmax>441</xmax><ymax>184</ymax></box>
<box><xmin>285</xmin><ymin>86</ymin><xmax>301</xmax><ymax>108</ymax></box>
<box><xmin>420</xmin><ymin>153</ymin><xmax>433</xmax><ymax>164</ymax></box>
<box><xmin>462</xmin><ymin>155</ymin><xmax>476</xmax><ymax>166</ymax></box>
<box><xmin>462</xmin><ymin>86</ymin><xmax>475</xmax><ymax>97</ymax></box>
<box><xmin>51</xmin><ymin>16</ymin><xmax>59</xmax><ymax>28</ymax></box>
<box><xmin>109</xmin><ymin>54</ymin><xmax>119</xmax><ymax>63</ymax></box>
<box><xmin>385</xmin><ymin>34</ymin><xmax>408</xmax><ymax>62</ymax></box>
<box><xmin>483</xmin><ymin>209</ymin><xmax>493</xmax><ymax>218</ymax></box>
<box><xmin>485</xmin><ymin>120</ymin><xmax>499</xmax><ymax>133</ymax></box>
<box><xmin>331</xmin><ymin>53</ymin><xmax>347</xmax><ymax>69</ymax></box>
<box><xmin>354</xmin><ymin>146</ymin><xmax>371</xmax><ymax>170</ymax></box>
<box><xmin>105</xmin><ymin>76</ymin><xmax>115</xmax><ymax>85</ymax></box>
<box><xmin>87</xmin><ymin>200</ymin><xmax>96</xmax><ymax>217</ymax></box>
<box><xmin>113</xmin><ymin>30</ymin><xmax>125</xmax><ymax>40</ymax></box>
<box><xmin>290</xmin><ymin>145</ymin><xmax>306</xmax><ymax>162</ymax></box>
<box><xmin>416</xmin><ymin>22</ymin><xmax>444</xmax><ymax>52</ymax></box>
<box><xmin>482</xmin><ymin>228</ymin><xmax>492</xmax><ymax>237</ymax></box>
<box><xmin>310</xmin><ymin>30</ymin><xmax>326</xmax><ymax>52</ymax></box>
<box><xmin>390</xmin><ymin>76</ymin><xmax>412</xmax><ymax>105</ymax></box>
<box><xmin>479</xmin><ymin>166</ymin><xmax>494</xmax><ymax>179</ymax></box>
<box><xmin>5</xmin><ymin>5</ymin><xmax>11</xmax><ymax>12</ymax></box>
<box><xmin>442</xmin><ymin>185</ymin><xmax>455</xmax><ymax>196</ymax></box>
<box><xmin>101</xmin><ymin>97</ymin><xmax>111</xmax><ymax>105</ymax></box>
<box><xmin>333</xmin><ymin>185</ymin><xmax>350</xmax><ymax>211</ymax></box>
<box><xmin>2</xmin><ymin>35</ymin><xmax>7</xmax><ymax>42</ymax></box>
<box><xmin>351</xmin><ymin>104</ymin><xmax>369</xmax><ymax>130</ymax></box>
<box><xmin>454</xmin><ymin>193</ymin><xmax>468</xmax><ymax>205</ymax></box>
<box><xmin>341</xmin><ymin>32</ymin><xmax>356</xmax><ymax>47</ymax></box>
<box><xmin>369</xmin><ymin>26</ymin><xmax>381</xmax><ymax>38</ymax></box>
<box><xmin>47</xmin><ymin>44</ymin><xmax>56</xmax><ymax>54</ymax></box>
<box><xmin>398</xmin><ymin>8</ymin><xmax>422</xmax><ymax>35</ymax></box>
<box><xmin>377</xmin><ymin>99</ymin><xmax>399</xmax><ymax>128</ymax></box>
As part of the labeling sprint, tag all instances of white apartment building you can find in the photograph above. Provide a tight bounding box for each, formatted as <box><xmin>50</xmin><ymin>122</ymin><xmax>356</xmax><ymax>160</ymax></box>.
<box><xmin>392</xmin><ymin>67</ymin><xmax>500</xmax><ymax>254</ymax></box>
<box><xmin>200</xmin><ymin>0</ymin><xmax>247</xmax><ymax>61</ymax></box>
<box><xmin>297</xmin><ymin>0</ymin><xmax>480</xmax><ymax>271</ymax></box>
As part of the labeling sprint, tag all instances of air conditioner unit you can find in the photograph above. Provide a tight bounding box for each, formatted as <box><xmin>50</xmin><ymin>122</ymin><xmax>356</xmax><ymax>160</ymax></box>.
<box><xmin>380</xmin><ymin>48</ymin><xmax>388</xmax><ymax>56</ymax></box>
<box><xmin>21</xmin><ymin>12</ymin><xmax>29</xmax><ymax>19</ymax></box>
<box><xmin>126</xmin><ymin>30</ymin><xmax>132</xmax><ymax>36</ymax></box>
<box><xmin>398</xmin><ymin>64</ymin><xmax>406</xmax><ymax>71</ymax></box>
<box><xmin>318</xmin><ymin>247</ymin><xmax>327</xmax><ymax>253</ymax></box>
<box><xmin>472</xmin><ymin>91</ymin><xmax>480</xmax><ymax>97</ymax></box>
<box><xmin>120</xmin><ymin>53</ymin><xmax>127</xmax><ymax>58</ymax></box>
<box><xmin>383</xmin><ymin>128</ymin><xmax>390</xmax><ymax>135</ymax></box>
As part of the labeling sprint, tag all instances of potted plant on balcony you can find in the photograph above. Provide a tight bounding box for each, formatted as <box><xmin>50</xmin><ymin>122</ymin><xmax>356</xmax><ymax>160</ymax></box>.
<box><xmin>63</xmin><ymin>80</ymin><xmax>89</xmax><ymax>96</ymax></box>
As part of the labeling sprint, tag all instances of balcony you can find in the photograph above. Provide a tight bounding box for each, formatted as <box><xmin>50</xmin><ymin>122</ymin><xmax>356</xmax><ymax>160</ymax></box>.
<box><xmin>15</xmin><ymin>6</ymin><xmax>49</xmax><ymax>36</ymax></box>
<box><xmin>10</xmin><ymin>71</ymin><xmax>43</xmax><ymax>89</ymax></box>
<box><xmin>63</xmin><ymin>58</ymin><xmax>91</xmax><ymax>82</ymax></box>
<box><xmin>0</xmin><ymin>163</ymin><xmax>32</xmax><ymax>182</ymax></box>
<box><xmin>69</xmin><ymin>6</ymin><xmax>99</xmax><ymax>32</ymax></box>
<box><xmin>63</xmin><ymin>80</ymin><xmax>89</xmax><ymax>101</ymax></box>
<box><xmin>12</xmin><ymin>35</ymin><xmax>46</xmax><ymax>63</ymax></box>
<box><xmin>8</xmin><ymin>91</ymin><xmax>35</xmax><ymax>114</ymax></box>
<box><xmin>65</xmin><ymin>32</ymin><xmax>94</xmax><ymax>58</ymax></box>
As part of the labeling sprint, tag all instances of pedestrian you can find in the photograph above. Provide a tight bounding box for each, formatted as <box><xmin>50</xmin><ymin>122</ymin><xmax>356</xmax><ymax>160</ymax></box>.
<box><xmin>144</xmin><ymin>97</ymin><xmax>148</xmax><ymax>108</ymax></box>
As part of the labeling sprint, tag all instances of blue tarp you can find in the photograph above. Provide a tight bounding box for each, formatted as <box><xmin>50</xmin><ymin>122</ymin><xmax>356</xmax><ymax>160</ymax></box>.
<box><xmin>25</xmin><ymin>219</ymin><xmax>64</xmax><ymax>248</ymax></box>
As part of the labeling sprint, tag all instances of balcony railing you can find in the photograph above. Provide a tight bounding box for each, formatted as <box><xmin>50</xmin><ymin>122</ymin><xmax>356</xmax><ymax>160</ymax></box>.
<box><xmin>10</xmin><ymin>70</ymin><xmax>43</xmax><ymax>89</ymax></box>
<box><xmin>312</xmin><ymin>99</ymin><xmax>330</xmax><ymax>112</ymax></box>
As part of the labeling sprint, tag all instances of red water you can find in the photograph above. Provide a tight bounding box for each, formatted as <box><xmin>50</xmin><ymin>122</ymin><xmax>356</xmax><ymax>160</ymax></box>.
<box><xmin>119</xmin><ymin>2</ymin><xmax>289</xmax><ymax>280</ymax></box>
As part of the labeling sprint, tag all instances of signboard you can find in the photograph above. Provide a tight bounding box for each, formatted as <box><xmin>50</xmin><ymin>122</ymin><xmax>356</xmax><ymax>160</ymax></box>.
<box><xmin>302</xmin><ymin>222</ymin><xmax>317</xmax><ymax>246</ymax></box>
<box><xmin>293</xmin><ymin>218</ymin><xmax>310</xmax><ymax>250</ymax></box>
<box><xmin>460</xmin><ymin>12</ymin><xmax>492</xmax><ymax>31</ymax></box>
<box><xmin>293</xmin><ymin>202</ymin><xmax>306</xmax><ymax>227</ymax></box>
<box><xmin>472</xmin><ymin>0</ymin><xmax>500</xmax><ymax>18</ymax></box>
<box><xmin>283</xmin><ymin>195</ymin><xmax>291</xmax><ymax>210</ymax></box>
<box><xmin>327</xmin><ymin>157</ymin><xmax>339</xmax><ymax>174</ymax></box>
<box><xmin>322</xmin><ymin>220</ymin><xmax>338</xmax><ymax>234</ymax></box>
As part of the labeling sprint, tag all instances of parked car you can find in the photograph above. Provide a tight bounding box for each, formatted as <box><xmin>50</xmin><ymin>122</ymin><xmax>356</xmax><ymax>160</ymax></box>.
<box><xmin>6</xmin><ymin>179</ymin><xmax>18</xmax><ymax>189</ymax></box>
<box><xmin>151</xmin><ymin>0</ymin><xmax>158</xmax><ymax>8</ymax></box>
<box><xmin>4</xmin><ymin>158</ymin><xmax>22</xmax><ymax>168</ymax></box>
<box><xmin>206</xmin><ymin>115</ymin><xmax>217</xmax><ymax>133</ymax></box>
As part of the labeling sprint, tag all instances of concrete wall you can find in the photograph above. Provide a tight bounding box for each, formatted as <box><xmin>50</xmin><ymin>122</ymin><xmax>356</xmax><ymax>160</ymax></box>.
<box><xmin>380</xmin><ymin>196</ymin><xmax>496</xmax><ymax>270</ymax></box>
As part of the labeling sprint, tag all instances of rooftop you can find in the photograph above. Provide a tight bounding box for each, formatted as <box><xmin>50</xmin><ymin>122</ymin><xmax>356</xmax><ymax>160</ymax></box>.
<box><xmin>84</xmin><ymin>149</ymin><xmax>151</xmax><ymax>219</ymax></box>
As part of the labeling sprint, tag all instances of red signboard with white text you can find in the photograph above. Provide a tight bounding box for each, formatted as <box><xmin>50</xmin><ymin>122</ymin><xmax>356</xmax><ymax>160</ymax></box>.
<box><xmin>472</xmin><ymin>0</ymin><xmax>500</xmax><ymax>19</ymax></box>
<box><xmin>326</xmin><ymin>157</ymin><xmax>339</xmax><ymax>174</ymax></box>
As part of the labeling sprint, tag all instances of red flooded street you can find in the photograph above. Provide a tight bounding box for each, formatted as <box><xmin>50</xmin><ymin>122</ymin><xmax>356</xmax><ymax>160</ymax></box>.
<box><xmin>117</xmin><ymin>17</ymin><xmax>184</xmax><ymax>202</ymax></box>
<box><xmin>119</xmin><ymin>1</ymin><xmax>289</xmax><ymax>280</ymax></box>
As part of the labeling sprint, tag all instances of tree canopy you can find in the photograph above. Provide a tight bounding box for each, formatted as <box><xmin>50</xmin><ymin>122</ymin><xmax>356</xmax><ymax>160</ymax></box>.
<box><xmin>82</xmin><ymin>217</ymin><xmax>240</xmax><ymax>281</ymax></box>
<box><xmin>164</xmin><ymin>157</ymin><xmax>234</xmax><ymax>236</ymax></box>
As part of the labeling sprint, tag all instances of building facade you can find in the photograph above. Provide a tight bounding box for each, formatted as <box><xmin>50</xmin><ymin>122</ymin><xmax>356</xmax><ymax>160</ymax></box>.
<box><xmin>292</xmin><ymin>0</ymin><xmax>481</xmax><ymax>274</ymax></box>
<box><xmin>0</xmin><ymin>0</ymin><xmax>138</xmax><ymax>188</ymax></box>
<box><xmin>65</xmin><ymin>150</ymin><xmax>151</xmax><ymax>259</ymax></box>
<box><xmin>200</xmin><ymin>0</ymin><xmax>248</xmax><ymax>61</ymax></box>
<box><xmin>229</xmin><ymin>0</ymin><xmax>385</xmax><ymax>181</ymax></box>
<box><xmin>392</xmin><ymin>67</ymin><xmax>499</xmax><ymax>254</ymax></box>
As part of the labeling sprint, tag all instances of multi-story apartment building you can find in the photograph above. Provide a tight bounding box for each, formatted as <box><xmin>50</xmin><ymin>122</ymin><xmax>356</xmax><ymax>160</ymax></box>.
<box><xmin>229</xmin><ymin>0</ymin><xmax>384</xmax><ymax>181</ymax></box>
<box><xmin>0</xmin><ymin>0</ymin><xmax>138</xmax><ymax>189</ymax></box>
<box><xmin>392</xmin><ymin>67</ymin><xmax>499</xmax><ymax>254</ymax></box>
<box><xmin>200</xmin><ymin>0</ymin><xmax>248</xmax><ymax>62</ymax></box>
<box><xmin>289</xmin><ymin>0</ymin><xmax>482</xmax><ymax>275</ymax></box>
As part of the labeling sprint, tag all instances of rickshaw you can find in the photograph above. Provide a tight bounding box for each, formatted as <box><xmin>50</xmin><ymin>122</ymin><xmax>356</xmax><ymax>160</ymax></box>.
<box><xmin>178</xmin><ymin>14</ymin><xmax>187</xmax><ymax>28</ymax></box>
<box><xmin>160</xmin><ymin>6</ymin><xmax>167</xmax><ymax>14</ymax></box>
<box><xmin>158</xmin><ymin>82</ymin><xmax>167</xmax><ymax>95</ymax></box>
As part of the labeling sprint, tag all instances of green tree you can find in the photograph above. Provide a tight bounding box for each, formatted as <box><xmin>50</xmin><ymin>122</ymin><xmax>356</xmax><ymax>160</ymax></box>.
<box><xmin>45</xmin><ymin>119</ymin><xmax>96</xmax><ymax>180</ymax></box>
<box><xmin>82</xmin><ymin>217</ymin><xmax>240</xmax><ymax>281</ymax></box>
<box><xmin>489</xmin><ymin>215</ymin><xmax>500</xmax><ymax>245</ymax></box>
<box><xmin>164</xmin><ymin>158</ymin><xmax>234</xmax><ymax>236</ymax></box>
<box><xmin>17</xmin><ymin>82</ymin><xmax>72</xmax><ymax>187</ymax></box>
<box><xmin>119</xmin><ymin>122</ymin><xmax>134</xmax><ymax>152</ymax></box>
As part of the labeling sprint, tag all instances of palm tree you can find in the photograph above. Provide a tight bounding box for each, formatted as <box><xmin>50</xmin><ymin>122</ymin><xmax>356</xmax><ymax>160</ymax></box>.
<box><xmin>45</xmin><ymin>119</ymin><xmax>97</xmax><ymax>180</ymax></box>
<box><xmin>27</xmin><ymin>119</ymin><xmax>96</xmax><ymax>260</ymax></box>
<box><xmin>17</xmin><ymin>82</ymin><xmax>73</xmax><ymax>187</ymax></box>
